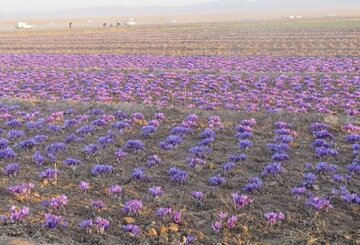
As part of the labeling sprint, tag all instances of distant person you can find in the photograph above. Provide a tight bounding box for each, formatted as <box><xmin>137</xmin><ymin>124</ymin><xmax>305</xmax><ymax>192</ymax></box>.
<box><xmin>69</xmin><ymin>22</ymin><xmax>72</xmax><ymax>29</ymax></box>
<box><xmin>116</xmin><ymin>22</ymin><xmax>121</xmax><ymax>28</ymax></box>
<box><xmin>103</xmin><ymin>23</ymin><xmax>107</xmax><ymax>28</ymax></box>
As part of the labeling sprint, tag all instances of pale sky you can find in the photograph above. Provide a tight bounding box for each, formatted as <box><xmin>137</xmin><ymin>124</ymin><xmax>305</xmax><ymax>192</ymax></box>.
<box><xmin>0</xmin><ymin>0</ymin><xmax>214</xmax><ymax>13</ymax></box>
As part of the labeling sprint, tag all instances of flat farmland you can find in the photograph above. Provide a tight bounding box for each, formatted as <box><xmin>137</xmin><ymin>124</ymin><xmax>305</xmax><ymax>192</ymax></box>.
<box><xmin>0</xmin><ymin>18</ymin><xmax>359</xmax><ymax>245</ymax></box>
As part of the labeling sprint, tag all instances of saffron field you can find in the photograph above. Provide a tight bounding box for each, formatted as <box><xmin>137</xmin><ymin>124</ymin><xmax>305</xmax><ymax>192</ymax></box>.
<box><xmin>0</xmin><ymin>18</ymin><xmax>359</xmax><ymax>244</ymax></box>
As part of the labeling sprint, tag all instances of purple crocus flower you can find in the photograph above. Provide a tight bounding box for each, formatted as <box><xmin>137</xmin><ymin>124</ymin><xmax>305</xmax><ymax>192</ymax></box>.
<box><xmin>123</xmin><ymin>199</ymin><xmax>143</xmax><ymax>215</ymax></box>
<box><xmin>262</xmin><ymin>162</ymin><xmax>283</xmax><ymax>177</ymax></box>
<box><xmin>4</xmin><ymin>163</ymin><xmax>20</xmax><ymax>177</ymax></box>
<box><xmin>223</xmin><ymin>161</ymin><xmax>236</xmax><ymax>172</ymax></box>
<box><xmin>306</xmin><ymin>197</ymin><xmax>333</xmax><ymax>211</ymax></box>
<box><xmin>149</xmin><ymin>186</ymin><xmax>164</xmax><ymax>198</ymax></box>
<box><xmin>226</xmin><ymin>215</ymin><xmax>238</xmax><ymax>229</ymax></box>
<box><xmin>84</xmin><ymin>144</ymin><xmax>98</xmax><ymax>155</ymax></box>
<box><xmin>79</xmin><ymin>219</ymin><xmax>93</xmax><ymax>232</ymax></box>
<box><xmin>264</xmin><ymin>212</ymin><xmax>285</xmax><ymax>225</ymax></box>
<box><xmin>291</xmin><ymin>187</ymin><xmax>307</xmax><ymax>198</ymax></box>
<box><xmin>94</xmin><ymin>217</ymin><xmax>110</xmax><ymax>234</ymax></box>
<box><xmin>272</xmin><ymin>153</ymin><xmax>289</xmax><ymax>162</ymax></box>
<box><xmin>171</xmin><ymin>126</ymin><xmax>192</xmax><ymax>136</ymax></box>
<box><xmin>79</xmin><ymin>181</ymin><xmax>90</xmax><ymax>192</ymax></box>
<box><xmin>232</xmin><ymin>193</ymin><xmax>253</xmax><ymax>210</ymax></box>
<box><xmin>315</xmin><ymin>162</ymin><xmax>337</xmax><ymax>174</ymax></box>
<box><xmin>108</xmin><ymin>184</ymin><xmax>122</xmax><ymax>198</ymax></box>
<box><xmin>91</xmin><ymin>165</ymin><xmax>113</xmax><ymax>176</ymax></box>
<box><xmin>17</xmin><ymin>139</ymin><xmax>36</xmax><ymax>150</ymax></box>
<box><xmin>115</xmin><ymin>148</ymin><xmax>128</xmax><ymax>161</ymax></box>
<box><xmin>212</xmin><ymin>221</ymin><xmax>223</xmax><ymax>233</ymax></box>
<box><xmin>172</xmin><ymin>211</ymin><xmax>182</xmax><ymax>224</ymax></box>
<box><xmin>160</xmin><ymin>135</ymin><xmax>183</xmax><ymax>150</ymax></box>
<box><xmin>6</xmin><ymin>129</ymin><xmax>25</xmax><ymax>140</ymax></box>
<box><xmin>141</xmin><ymin>125</ymin><xmax>157</xmax><ymax>137</ymax></box>
<box><xmin>132</xmin><ymin>167</ymin><xmax>149</xmax><ymax>182</ymax></box>
<box><xmin>302</xmin><ymin>173</ymin><xmax>317</xmax><ymax>188</ymax></box>
<box><xmin>123</xmin><ymin>224</ymin><xmax>141</xmax><ymax>236</ymax></box>
<box><xmin>156</xmin><ymin>207</ymin><xmax>172</xmax><ymax>218</ymax></box>
<box><xmin>50</xmin><ymin>195</ymin><xmax>68</xmax><ymax>210</ymax></box>
<box><xmin>209</xmin><ymin>175</ymin><xmax>226</xmax><ymax>186</ymax></box>
<box><xmin>168</xmin><ymin>167</ymin><xmax>189</xmax><ymax>184</ymax></box>
<box><xmin>188</xmin><ymin>157</ymin><xmax>207</xmax><ymax>169</ymax></box>
<box><xmin>10</xmin><ymin>206</ymin><xmax>30</xmax><ymax>222</ymax></box>
<box><xmin>0</xmin><ymin>138</ymin><xmax>8</xmax><ymax>149</ymax></box>
<box><xmin>63</xmin><ymin>158</ymin><xmax>81</xmax><ymax>168</ymax></box>
<box><xmin>191</xmin><ymin>191</ymin><xmax>204</xmax><ymax>204</ymax></box>
<box><xmin>146</xmin><ymin>154</ymin><xmax>162</xmax><ymax>168</ymax></box>
<box><xmin>92</xmin><ymin>200</ymin><xmax>106</xmax><ymax>211</ymax></box>
<box><xmin>44</xmin><ymin>213</ymin><xmax>63</xmax><ymax>229</ymax></box>
<box><xmin>8</xmin><ymin>183</ymin><xmax>35</xmax><ymax>197</ymax></box>
<box><xmin>242</xmin><ymin>177</ymin><xmax>263</xmax><ymax>193</ymax></box>
<box><xmin>229</xmin><ymin>154</ymin><xmax>247</xmax><ymax>162</ymax></box>
<box><xmin>0</xmin><ymin>147</ymin><xmax>17</xmax><ymax>159</ymax></box>
<box><xmin>239</xmin><ymin>140</ymin><xmax>253</xmax><ymax>150</ymax></box>
<box><xmin>40</xmin><ymin>168</ymin><xmax>58</xmax><ymax>182</ymax></box>
<box><xmin>124</xmin><ymin>139</ymin><xmax>145</xmax><ymax>152</ymax></box>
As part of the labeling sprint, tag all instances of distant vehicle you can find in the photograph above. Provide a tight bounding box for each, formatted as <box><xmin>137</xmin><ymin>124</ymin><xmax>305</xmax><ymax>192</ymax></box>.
<box><xmin>15</xmin><ymin>22</ymin><xmax>35</xmax><ymax>29</ymax></box>
<box><xmin>296</xmin><ymin>16</ymin><xmax>303</xmax><ymax>19</ymax></box>
<box><xmin>165</xmin><ymin>19</ymin><xmax>177</xmax><ymax>24</ymax></box>
<box><xmin>288</xmin><ymin>15</ymin><xmax>296</xmax><ymax>19</ymax></box>
<box><xmin>126</xmin><ymin>18</ymin><xmax>136</xmax><ymax>26</ymax></box>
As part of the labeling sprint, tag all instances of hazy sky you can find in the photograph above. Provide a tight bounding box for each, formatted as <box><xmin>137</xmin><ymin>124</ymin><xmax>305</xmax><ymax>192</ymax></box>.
<box><xmin>0</xmin><ymin>0</ymin><xmax>215</xmax><ymax>13</ymax></box>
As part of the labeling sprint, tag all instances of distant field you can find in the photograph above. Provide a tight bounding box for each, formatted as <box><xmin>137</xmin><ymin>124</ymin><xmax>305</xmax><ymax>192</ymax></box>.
<box><xmin>0</xmin><ymin>18</ymin><xmax>360</xmax><ymax>56</ymax></box>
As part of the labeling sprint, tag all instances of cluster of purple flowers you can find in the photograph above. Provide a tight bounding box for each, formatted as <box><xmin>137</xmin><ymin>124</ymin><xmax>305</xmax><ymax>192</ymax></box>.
<box><xmin>160</xmin><ymin>115</ymin><xmax>198</xmax><ymax>150</ymax></box>
<box><xmin>149</xmin><ymin>186</ymin><xmax>164</xmax><ymax>198</ymax></box>
<box><xmin>306</xmin><ymin>196</ymin><xmax>333</xmax><ymax>211</ymax></box>
<box><xmin>4</xmin><ymin>163</ymin><xmax>20</xmax><ymax>177</ymax></box>
<box><xmin>208</xmin><ymin>116</ymin><xmax>224</xmax><ymax>131</ymax></box>
<box><xmin>108</xmin><ymin>184</ymin><xmax>122</xmax><ymax>198</ymax></box>
<box><xmin>63</xmin><ymin>158</ymin><xmax>81</xmax><ymax>169</ymax></box>
<box><xmin>242</xmin><ymin>177</ymin><xmax>263</xmax><ymax>193</ymax></box>
<box><xmin>209</xmin><ymin>174</ymin><xmax>226</xmax><ymax>186</ymax></box>
<box><xmin>146</xmin><ymin>154</ymin><xmax>162</xmax><ymax>168</ymax></box>
<box><xmin>191</xmin><ymin>191</ymin><xmax>204</xmax><ymax>206</ymax></box>
<box><xmin>79</xmin><ymin>181</ymin><xmax>90</xmax><ymax>192</ymax></box>
<box><xmin>168</xmin><ymin>167</ymin><xmax>189</xmax><ymax>184</ymax></box>
<box><xmin>160</xmin><ymin>135</ymin><xmax>183</xmax><ymax>150</ymax></box>
<box><xmin>311</xmin><ymin>123</ymin><xmax>338</xmax><ymax>159</ymax></box>
<box><xmin>232</xmin><ymin>193</ymin><xmax>253</xmax><ymax>210</ymax></box>
<box><xmin>212</xmin><ymin>212</ymin><xmax>238</xmax><ymax>233</ymax></box>
<box><xmin>123</xmin><ymin>224</ymin><xmax>141</xmax><ymax>236</ymax></box>
<box><xmin>0</xmin><ymin>147</ymin><xmax>17</xmax><ymax>159</ymax></box>
<box><xmin>7</xmin><ymin>130</ymin><xmax>25</xmax><ymax>140</ymax></box>
<box><xmin>141</xmin><ymin>125</ymin><xmax>157</xmax><ymax>137</ymax></box>
<box><xmin>132</xmin><ymin>167</ymin><xmax>150</xmax><ymax>182</ymax></box>
<box><xmin>91</xmin><ymin>165</ymin><xmax>113</xmax><ymax>176</ymax></box>
<box><xmin>40</xmin><ymin>168</ymin><xmax>58</xmax><ymax>182</ymax></box>
<box><xmin>338</xmin><ymin>186</ymin><xmax>360</xmax><ymax>205</ymax></box>
<box><xmin>44</xmin><ymin>213</ymin><xmax>65</xmax><ymax>229</ymax></box>
<box><xmin>156</xmin><ymin>207</ymin><xmax>172</xmax><ymax>219</ymax></box>
<box><xmin>79</xmin><ymin>216</ymin><xmax>110</xmax><ymax>234</ymax></box>
<box><xmin>9</xmin><ymin>206</ymin><xmax>30</xmax><ymax>222</ymax></box>
<box><xmin>91</xmin><ymin>200</ymin><xmax>106</xmax><ymax>211</ymax></box>
<box><xmin>42</xmin><ymin>195</ymin><xmax>68</xmax><ymax>210</ymax></box>
<box><xmin>264</xmin><ymin>211</ymin><xmax>285</xmax><ymax>225</ymax></box>
<box><xmin>123</xmin><ymin>199</ymin><xmax>143</xmax><ymax>215</ymax></box>
<box><xmin>291</xmin><ymin>186</ymin><xmax>307</xmax><ymax>199</ymax></box>
<box><xmin>45</xmin><ymin>142</ymin><xmax>67</xmax><ymax>158</ymax></box>
<box><xmin>262</xmin><ymin>162</ymin><xmax>283</xmax><ymax>177</ymax></box>
<box><xmin>124</xmin><ymin>139</ymin><xmax>145</xmax><ymax>152</ymax></box>
<box><xmin>8</xmin><ymin>183</ymin><xmax>35</xmax><ymax>197</ymax></box>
